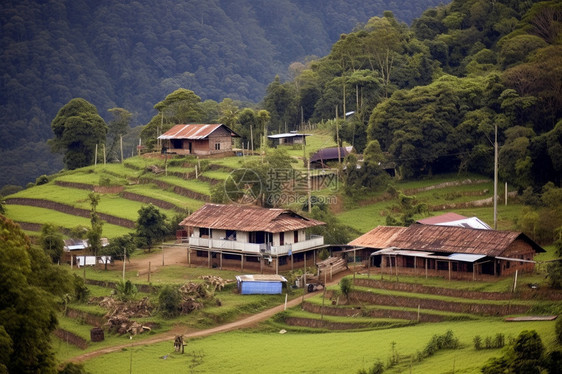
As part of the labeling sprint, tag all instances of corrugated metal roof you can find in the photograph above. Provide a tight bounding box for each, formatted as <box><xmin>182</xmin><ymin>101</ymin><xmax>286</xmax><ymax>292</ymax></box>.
<box><xmin>180</xmin><ymin>203</ymin><xmax>324</xmax><ymax>233</ymax></box>
<box><xmin>267</xmin><ymin>133</ymin><xmax>311</xmax><ymax>139</ymax></box>
<box><xmin>448</xmin><ymin>253</ymin><xmax>487</xmax><ymax>262</ymax></box>
<box><xmin>417</xmin><ymin>213</ymin><xmax>467</xmax><ymax>225</ymax></box>
<box><xmin>310</xmin><ymin>147</ymin><xmax>353</xmax><ymax>163</ymax></box>
<box><xmin>348</xmin><ymin>226</ymin><xmax>407</xmax><ymax>248</ymax></box>
<box><xmin>158</xmin><ymin>124</ymin><xmax>239</xmax><ymax>140</ymax></box>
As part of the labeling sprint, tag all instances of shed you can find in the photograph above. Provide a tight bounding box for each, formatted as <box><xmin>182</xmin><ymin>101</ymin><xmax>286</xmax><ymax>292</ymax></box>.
<box><xmin>268</xmin><ymin>132</ymin><xmax>310</xmax><ymax>147</ymax></box>
<box><xmin>158</xmin><ymin>124</ymin><xmax>239</xmax><ymax>155</ymax></box>
<box><xmin>235</xmin><ymin>274</ymin><xmax>287</xmax><ymax>294</ymax></box>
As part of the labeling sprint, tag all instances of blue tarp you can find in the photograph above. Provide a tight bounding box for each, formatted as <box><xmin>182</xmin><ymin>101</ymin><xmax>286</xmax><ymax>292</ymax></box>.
<box><xmin>240</xmin><ymin>281</ymin><xmax>283</xmax><ymax>295</ymax></box>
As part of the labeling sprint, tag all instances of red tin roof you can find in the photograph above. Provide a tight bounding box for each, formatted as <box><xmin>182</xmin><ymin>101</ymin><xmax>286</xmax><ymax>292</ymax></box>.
<box><xmin>180</xmin><ymin>203</ymin><xmax>324</xmax><ymax>233</ymax></box>
<box><xmin>158</xmin><ymin>124</ymin><xmax>239</xmax><ymax>140</ymax></box>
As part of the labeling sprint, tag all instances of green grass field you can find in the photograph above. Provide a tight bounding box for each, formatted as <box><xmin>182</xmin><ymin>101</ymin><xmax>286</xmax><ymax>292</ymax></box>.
<box><xmin>81</xmin><ymin>319</ymin><xmax>557</xmax><ymax>373</ymax></box>
<box><xmin>6</xmin><ymin>205</ymin><xmax>131</xmax><ymax>237</ymax></box>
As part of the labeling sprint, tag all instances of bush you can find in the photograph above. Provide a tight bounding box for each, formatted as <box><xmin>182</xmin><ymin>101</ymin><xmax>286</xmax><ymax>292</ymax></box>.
<box><xmin>158</xmin><ymin>285</ymin><xmax>182</xmax><ymax>318</ymax></box>
<box><xmin>35</xmin><ymin>174</ymin><xmax>49</xmax><ymax>185</ymax></box>
<box><xmin>357</xmin><ymin>359</ymin><xmax>384</xmax><ymax>374</ymax></box>
<box><xmin>340</xmin><ymin>277</ymin><xmax>352</xmax><ymax>298</ymax></box>
<box><xmin>72</xmin><ymin>275</ymin><xmax>90</xmax><ymax>303</ymax></box>
<box><xmin>115</xmin><ymin>280</ymin><xmax>137</xmax><ymax>301</ymax></box>
<box><xmin>474</xmin><ymin>335</ymin><xmax>482</xmax><ymax>350</ymax></box>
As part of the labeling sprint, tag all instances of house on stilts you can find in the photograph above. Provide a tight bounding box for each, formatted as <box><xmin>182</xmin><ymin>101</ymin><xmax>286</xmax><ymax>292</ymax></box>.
<box><xmin>180</xmin><ymin>203</ymin><xmax>326</xmax><ymax>273</ymax></box>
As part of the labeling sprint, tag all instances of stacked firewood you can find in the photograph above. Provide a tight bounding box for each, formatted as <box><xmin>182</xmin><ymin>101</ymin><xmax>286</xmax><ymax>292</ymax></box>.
<box><xmin>97</xmin><ymin>296</ymin><xmax>154</xmax><ymax>335</ymax></box>
<box><xmin>316</xmin><ymin>256</ymin><xmax>348</xmax><ymax>280</ymax></box>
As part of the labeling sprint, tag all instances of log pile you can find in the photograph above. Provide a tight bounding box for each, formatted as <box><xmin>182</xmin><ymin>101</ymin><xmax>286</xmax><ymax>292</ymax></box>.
<box><xmin>313</xmin><ymin>256</ymin><xmax>348</xmax><ymax>283</ymax></box>
<box><xmin>94</xmin><ymin>296</ymin><xmax>155</xmax><ymax>335</ymax></box>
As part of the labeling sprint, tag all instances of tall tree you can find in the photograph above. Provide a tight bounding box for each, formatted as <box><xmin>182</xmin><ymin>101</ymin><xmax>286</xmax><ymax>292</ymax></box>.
<box><xmin>106</xmin><ymin>108</ymin><xmax>131</xmax><ymax>162</ymax></box>
<box><xmin>39</xmin><ymin>223</ymin><xmax>64</xmax><ymax>263</ymax></box>
<box><xmin>141</xmin><ymin>88</ymin><xmax>204</xmax><ymax>149</ymax></box>
<box><xmin>0</xmin><ymin>215</ymin><xmax>65</xmax><ymax>372</ymax></box>
<box><xmin>87</xmin><ymin>192</ymin><xmax>103</xmax><ymax>256</ymax></box>
<box><xmin>49</xmin><ymin>98</ymin><xmax>108</xmax><ymax>170</ymax></box>
<box><xmin>135</xmin><ymin>204</ymin><xmax>168</xmax><ymax>251</ymax></box>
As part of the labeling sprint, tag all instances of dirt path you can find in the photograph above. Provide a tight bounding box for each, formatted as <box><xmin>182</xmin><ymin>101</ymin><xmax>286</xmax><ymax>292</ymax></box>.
<box><xmin>69</xmin><ymin>247</ymin><xmax>351</xmax><ymax>363</ymax></box>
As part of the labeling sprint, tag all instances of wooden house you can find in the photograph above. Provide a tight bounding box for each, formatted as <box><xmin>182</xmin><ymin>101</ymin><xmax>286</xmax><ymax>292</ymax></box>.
<box><xmin>310</xmin><ymin>146</ymin><xmax>353</xmax><ymax>168</ymax></box>
<box><xmin>348</xmin><ymin>224</ymin><xmax>545</xmax><ymax>280</ymax></box>
<box><xmin>158</xmin><ymin>124</ymin><xmax>239</xmax><ymax>156</ymax></box>
<box><xmin>180</xmin><ymin>203</ymin><xmax>326</xmax><ymax>273</ymax></box>
<box><xmin>268</xmin><ymin>132</ymin><xmax>310</xmax><ymax>147</ymax></box>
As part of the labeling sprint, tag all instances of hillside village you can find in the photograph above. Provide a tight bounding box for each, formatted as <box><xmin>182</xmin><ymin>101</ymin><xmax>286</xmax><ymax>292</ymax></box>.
<box><xmin>1</xmin><ymin>0</ymin><xmax>562</xmax><ymax>372</ymax></box>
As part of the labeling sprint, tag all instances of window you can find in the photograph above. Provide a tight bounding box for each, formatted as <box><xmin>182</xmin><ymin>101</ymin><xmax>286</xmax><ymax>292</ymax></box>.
<box><xmin>280</xmin><ymin>232</ymin><xmax>284</xmax><ymax>245</ymax></box>
<box><xmin>294</xmin><ymin>230</ymin><xmax>299</xmax><ymax>243</ymax></box>
<box><xmin>200</xmin><ymin>228</ymin><xmax>210</xmax><ymax>238</ymax></box>
<box><xmin>214</xmin><ymin>143</ymin><xmax>221</xmax><ymax>150</ymax></box>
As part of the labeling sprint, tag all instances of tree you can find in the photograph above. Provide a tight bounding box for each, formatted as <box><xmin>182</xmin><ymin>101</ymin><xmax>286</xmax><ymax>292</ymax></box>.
<box><xmin>49</xmin><ymin>98</ymin><xmax>108</xmax><ymax>170</ymax></box>
<box><xmin>87</xmin><ymin>192</ymin><xmax>103</xmax><ymax>256</ymax></box>
<box><xmin>106</xmin><ymin>108</ymin><xmax>131</xmax><ymax>161</ymax></box>
<box><xmin>0</xmin><ymin>215</ymin><xmax>61</xmax><ymax>372</ymax></box>
<box><xmin>136</xmin><ymin>204</ymin><xmax>168</xmax><ymax>251</ymax></box>
<box><xmin>482</xmin><ymin>330</ymin><xmax>546</xmax><ymax>374</ymax></box>
<box><xmin>141</xmin><ymin>88</ymin><xmax>204</xmax><ymax>148</ymax></box>
<box><xmin>39</xmin><ymin>223</ymin><xmax>64</xmax><ymax>263</ymax></box>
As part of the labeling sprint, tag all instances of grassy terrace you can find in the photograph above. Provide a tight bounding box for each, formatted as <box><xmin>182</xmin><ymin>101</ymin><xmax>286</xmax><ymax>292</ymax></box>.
<box><xmin>148</xmin><ymin>175</ymin><xmax>211</xmax><ymax>195</ymax></box>
<box><xmin>82</xmin><ymin>319</ymin><xmax>558</xmax><ymax>374</ymax></box>
<box><xmin>124</xmin><ymin>184</ymin><xmax>204</xmax><ymax>212</ymax></box>
<box><xmin>350</xmin><ymin>286</ymin><xmax>534</xmax><ymax>307</ymax></box>
<box><xmin>6</xmin><ymin>205</ymin><xmax>131</xmax><ymax>238</ymax></box>
<box><xmin>352</xmin><ymin>272</ymin><xmax>549</xmax><ymax>293</ymax></box>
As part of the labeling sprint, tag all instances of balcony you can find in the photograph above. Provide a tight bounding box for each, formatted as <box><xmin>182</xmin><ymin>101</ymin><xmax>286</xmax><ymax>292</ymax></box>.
<box><xmin>188</xmin><ymin>235</ymin><xmax>324</xmax><ymax>256</ymax></box>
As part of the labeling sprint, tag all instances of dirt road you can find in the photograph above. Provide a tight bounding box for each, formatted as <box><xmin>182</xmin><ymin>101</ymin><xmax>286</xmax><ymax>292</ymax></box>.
<box><xmin>69</xmin><ymin>246</ymin><xmax>350</xmax><ymax>363</ymax></box>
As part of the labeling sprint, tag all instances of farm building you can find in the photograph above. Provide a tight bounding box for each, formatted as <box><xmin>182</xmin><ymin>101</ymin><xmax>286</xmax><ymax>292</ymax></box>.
<box><xmin>268</xmin><ymin>132</ymin><xmax>310</xmax><ymax>147</ymax></box>
<box><xmin>310</xmin><ymin>146</ymin><xmax>353</xmax><ymax>168</ymax></box>
<box><xmin>180</xmin><ymin>203</ymin><xmax>326</xmax><ymax>274</ymax></box>
<box><xmin>158</xmin><ymin>124</ymin><xmax>239</xmax><ymax>156</ymax></box>
<box><xmin>235</xmin><ymin>274</ymin><xmax>287</xmax><ymax>294</ymax></box>
<box><xmin>348</xmin><ymin>224</ymin><xmax>545</xmax><ymax>280</ymax></box>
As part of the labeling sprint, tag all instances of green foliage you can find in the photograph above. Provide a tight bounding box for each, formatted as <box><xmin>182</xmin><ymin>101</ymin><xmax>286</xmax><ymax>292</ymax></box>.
<box><xmin>102</xmin><ymin>234</ymin><xmax>136</xmax><ymax>261</ymax></box>
<box><xmin>72</xmin><ymin>274</ymin><xmax>90</xmax><ymax>303</ymax></box>
<box><xmin>39</xmin><ymin>223</ymin><xmax>64</xmax><ymax>263</ymax></box>
<box><xmin>135</xmin><ymin>204</ymin><xmax>167</xmax><ymax>250</ymax></box>
<box><xmin>339</xmin><ymin>277</ymin><xmax>352</xmax><ymax>298</ymax></box>
<box><xmin>87</xmin><ymin>192</ymin><xmax>103</xmax><ymax>256</ymax></box>
<box><xmin>418</xmin><ymin>330</ymin><xmax>460</xmax><ymax>360</ymax></box>
<box><xmin>0</xmin><ymin>215</ymin><xmax>60</xmax><ymax>372</ymax></box>
<box><xmin>35</xmin><ymin>174</ymin><xmax>49</xmax><ymax>185</ymax></box>
<box><xmin>385</xmin><ymin>192</ymin><xmax>428</xmax><ymax>226</ymax></box>
<box><xmin>58</xmin><ymin>362</ymin><xmax>90</xmax><ymax>374</ymax></box>
<box><xmin>158</xmin><ymin>285</ymin><xmax>182</xmax><ymax>318</ymax></box>
<box><xmin>482</xmin><ymin>330</ymin><xmax>546</xmax><ymax>374</ymax></box>
<box><xmin>114</xmin><ymin>280</ymin><xmax>138</xmax><ymax>302</ymax></box>
<box><xmin>357</xmin><ymin>359</ymin><xmax>384</xmax><ymax>374</ymax></box>
<box><xmin>308</xmin><ymin>206</ymin><xmax>361</xmax><ymax>245</ymax></box>
<box><xmin>50</xmin><ymin>98</ymin><xmax>108</xmax><ymax>170</ymax></box>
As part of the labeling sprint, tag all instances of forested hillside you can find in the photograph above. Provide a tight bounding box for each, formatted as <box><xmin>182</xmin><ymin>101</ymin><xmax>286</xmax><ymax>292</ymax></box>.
<box><xmin>0</xmin><ymin>0</ymin><xmax>444</xmax><ymax>188</ymax></box>
<box><xmin>261</xmin><ymin>0</ymin><xmax>561</xmax><ymax>191</ymax></box>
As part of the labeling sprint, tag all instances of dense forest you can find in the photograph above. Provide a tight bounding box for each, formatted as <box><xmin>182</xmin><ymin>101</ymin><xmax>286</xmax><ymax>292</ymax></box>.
<box><xmin>0</xmin><ymin>0</ymin><xmax>444</xmax><ymax>189</ymax></box>
<box><xmin>259</xmin><ymin>0</ymin><xmax>562</xmax><ymax>191</ymax></box>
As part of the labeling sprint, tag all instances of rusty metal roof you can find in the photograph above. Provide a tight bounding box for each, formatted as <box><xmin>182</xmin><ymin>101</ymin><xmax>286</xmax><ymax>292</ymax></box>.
<box><xmin>348</xmin><ymin>226</ymin><xmax>407</xmax><ymax>248</ymax></box>
<box><xmin>350</xmin><ymin>224</ymin><xmax>544</xmax><ymax>256</ymax></box>
<box><xmin>158</xmin><ymin>124</ymin><xmax>239</xmax><ymax>140</ymax></box>
<box><xmin>180</xmin><ymin>203</ymin><xmax>324</xmax><ymax>233</ymax></box>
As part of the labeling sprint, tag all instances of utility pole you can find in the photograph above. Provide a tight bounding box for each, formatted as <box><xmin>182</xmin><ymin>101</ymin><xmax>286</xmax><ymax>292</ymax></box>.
<box><xmin>335</xmin><ymin>106</ymin><xmax>341</xmax><ymax>165</ymax></box>
<box><xmin>493</xmin><ymin>123</ymin><xmax>498</xmax><ymax>230</ymax></box>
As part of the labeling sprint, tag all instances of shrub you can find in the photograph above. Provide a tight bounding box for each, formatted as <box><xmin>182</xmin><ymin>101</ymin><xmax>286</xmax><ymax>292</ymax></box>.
<box><xmin>72</xmin><ymin>275</ymin><xmax>90</xmax><ymax>303</ymax></box>
<box><xmin>35</xmin><ymin>174</ymin><xmax>49</xmax><ymax>185</ymax></box>
<box><xmin>158</xmin><ymin>285</ymin><xmax>182</xmax><ymax>318</ymax></box>
<box><xmin>474</xmin><ymin>335</ymin><xmax>482</xmax><ymax>350</ymax></box>
<box><xmin>115</xmin><ymin>280</ymin><xmax>137</xmax><ymax>302</ymax></box>
<box><xmin>357</xmin><ymin>359</ymin><xmax>384</xmax><ymax>374</ymax></box>
<box><xmin>340</xmin><ymin>277</ymin><xmax>352</xmax><ymax>298</ymax></box>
